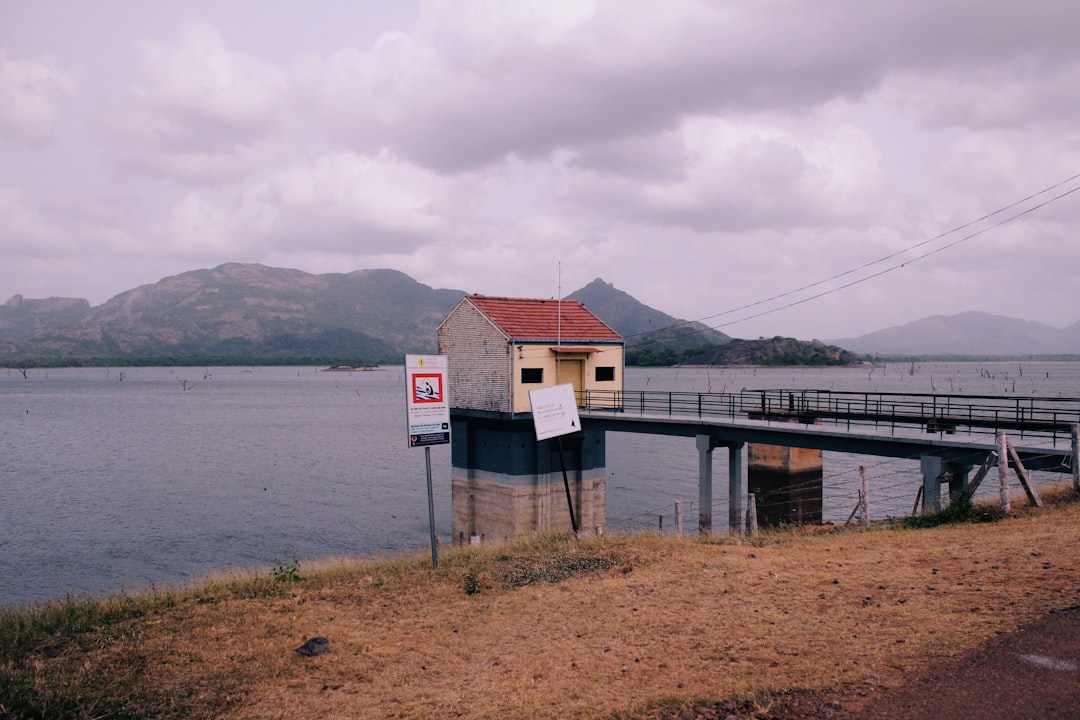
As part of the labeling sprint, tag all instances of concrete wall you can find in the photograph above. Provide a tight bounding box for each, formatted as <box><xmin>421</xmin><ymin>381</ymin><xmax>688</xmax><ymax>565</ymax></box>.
<box><xmin>450</xmin><ymin>414</ymin><xmax>607</xmax><ymax>543</ymax></box>
<box><xmin>748</xmin><ymin>443</ymin><xmax>824</xmax><ymax>526</ymax></box>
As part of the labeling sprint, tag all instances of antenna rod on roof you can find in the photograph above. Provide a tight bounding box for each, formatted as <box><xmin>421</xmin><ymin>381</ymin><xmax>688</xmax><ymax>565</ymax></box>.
<box><xmin>557</xmin><ymin>261</ymin><xmax>561</xmax><ymax>383</ymax></box>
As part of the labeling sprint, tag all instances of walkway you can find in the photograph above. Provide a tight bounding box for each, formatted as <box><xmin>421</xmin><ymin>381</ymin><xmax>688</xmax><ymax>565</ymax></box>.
<box><xmin>578</xmin><ymin>390</ymin><xmax>1079</xmax><ymax>536</ymax></box>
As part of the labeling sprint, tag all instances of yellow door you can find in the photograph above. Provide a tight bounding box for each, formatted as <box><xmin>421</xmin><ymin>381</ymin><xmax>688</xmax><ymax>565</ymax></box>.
<box><xmin>557</xmin><ymin>359</ymin><xmax>585</xmax><ymax>406</ymax></box>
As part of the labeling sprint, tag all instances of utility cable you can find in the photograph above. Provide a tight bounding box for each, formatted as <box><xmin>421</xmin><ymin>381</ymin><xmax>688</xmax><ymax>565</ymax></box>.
<box><xmin>624</xmin><ymin>171</ymin><xmax>1080</xmax><ymax>343</ymax></box>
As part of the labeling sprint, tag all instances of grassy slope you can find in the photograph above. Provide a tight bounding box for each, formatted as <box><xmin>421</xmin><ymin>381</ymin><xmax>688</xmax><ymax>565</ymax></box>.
<box><xmin>3</xmin><ymin>495</ymin><xmax>1079</xmax><ymax>720</ymax></box>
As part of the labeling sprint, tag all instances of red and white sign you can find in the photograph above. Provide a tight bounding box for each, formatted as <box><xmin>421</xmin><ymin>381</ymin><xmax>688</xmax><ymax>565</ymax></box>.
<box><xmin>405</xmin><ymin>355</ymin><xmax>450</xmax><ymax>448</ymax></box>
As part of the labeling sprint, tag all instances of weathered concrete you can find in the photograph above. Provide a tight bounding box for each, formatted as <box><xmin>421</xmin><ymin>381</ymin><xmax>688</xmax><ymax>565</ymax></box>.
<box><xmin>450</xmin><ymin>413</ymin><xmax>606</xmax><ymax>544</ymax></box>
<box><xmin>748</xmin><ymin>442</ymin><xmax>824</xmax><ymax>526</ymax></box>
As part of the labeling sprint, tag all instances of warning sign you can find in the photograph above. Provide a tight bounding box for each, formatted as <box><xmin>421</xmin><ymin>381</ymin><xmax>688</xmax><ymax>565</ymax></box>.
<box><xmin>405</xmin><ymin>355</ymin><xmax>450</xmax><ymax>448</ymax></box>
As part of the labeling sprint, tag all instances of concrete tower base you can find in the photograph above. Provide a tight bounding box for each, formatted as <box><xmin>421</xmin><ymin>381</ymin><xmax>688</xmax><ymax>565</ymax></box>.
<box><xmin>450</xmin><ymin>413</ymin><xmax>606</xmax><ymax>544</ymax></box>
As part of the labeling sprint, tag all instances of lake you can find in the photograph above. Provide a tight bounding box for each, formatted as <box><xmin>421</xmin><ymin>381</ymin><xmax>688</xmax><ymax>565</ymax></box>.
<box><xmin>2</xmin><ymin>361</ymin><xmax>1077</xmax><ymax>607</ymax></box>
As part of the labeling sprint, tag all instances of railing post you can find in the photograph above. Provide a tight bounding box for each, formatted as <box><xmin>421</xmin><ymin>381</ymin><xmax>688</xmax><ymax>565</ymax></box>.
<box><xmin>1072</xmin><ymin>424</ymin><xmax>1079</xmax><ymax>493</ymax></box>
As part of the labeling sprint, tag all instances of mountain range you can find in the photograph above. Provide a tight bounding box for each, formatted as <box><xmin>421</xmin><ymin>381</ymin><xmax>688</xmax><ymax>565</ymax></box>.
<box><xmin>832</xmin><ymin>311</ymin><xmax>1080</xmax><ymax>357</ymax></box>
<box><xmin>0</xmin><ymin>264</ymin><xmax>729</xmax><ymax>365</ymax></box>
<box><xmin>1</xmin><ymin>263</ymin><xmax>1077</xmax><ymax>364</ymax></box>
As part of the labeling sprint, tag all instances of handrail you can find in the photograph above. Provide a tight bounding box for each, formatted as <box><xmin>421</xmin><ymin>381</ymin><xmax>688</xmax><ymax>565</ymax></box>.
<box><xmin>578</xmin><ymin>388</ymin><xmax>1080</xmax><ymax>444</ymax></box>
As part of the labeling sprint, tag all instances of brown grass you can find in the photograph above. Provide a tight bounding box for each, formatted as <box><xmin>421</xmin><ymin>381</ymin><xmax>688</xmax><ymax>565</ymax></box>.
<box><xmin>3</xmin><ymin>493</ymin><xmax>1079</xmax><ymax>720</ymax></box>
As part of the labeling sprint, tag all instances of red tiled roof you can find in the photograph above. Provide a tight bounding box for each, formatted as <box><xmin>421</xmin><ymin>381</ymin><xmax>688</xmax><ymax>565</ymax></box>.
<box><xmin>467</xmin><ymin>295</ymin><xmax>622</xmax><ymax>343</ymax></box>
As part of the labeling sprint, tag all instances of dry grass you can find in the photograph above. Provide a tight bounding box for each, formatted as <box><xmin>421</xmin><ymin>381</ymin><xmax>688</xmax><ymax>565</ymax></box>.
<box><xmin>3</xmin><ymin>493</ymin><xmax>1080</xmax><ymax>720</ymax></box>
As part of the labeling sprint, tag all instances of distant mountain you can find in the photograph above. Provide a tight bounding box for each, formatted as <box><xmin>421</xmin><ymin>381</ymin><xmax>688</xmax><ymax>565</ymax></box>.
<box><xmin>0</xmin><ymin>295</ymin><xmax>91</xmax><ymax>351</ymax></box>
<box><xmin>1</xmin><ymin>264</ymin><xmax>465</xmax><ymax>364</ymax></box>
<box><xmin>834</xmin><ymin>311</ymin><xmax>1080</xmax><ymax>356</ymax></box>
<box><xmin>683</xmin><ymin>337</ymin><xmax>859</xmax><ymax>367</ymax></box>
<box><xmin>0</xmin><ymin>266</ymin><xmax>735</xmax><ymax>366</ymax></box>
<box><xmin>567</xmin><ymin>278</ymin><xmax>730</xmax><ymax>350</ymax></box>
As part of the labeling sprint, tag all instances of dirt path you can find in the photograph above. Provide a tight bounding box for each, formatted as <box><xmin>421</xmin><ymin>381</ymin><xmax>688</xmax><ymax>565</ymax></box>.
<box><xmin>668</xmin><ymin>605</ymin><xmax>1080</xmax><ymax>719</ymax></box>
<box><xmin>847</xmin><ymin>604</ymin><xmax>1080</xmax><ymax>720</ymax></box>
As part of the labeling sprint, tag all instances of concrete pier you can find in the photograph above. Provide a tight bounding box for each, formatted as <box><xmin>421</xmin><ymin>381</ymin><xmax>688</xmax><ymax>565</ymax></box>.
<box><xmin>747</xmin><ymin>443</ymin><xmax>824</xmax><ymax>526</ymax></box>
<box><xmin>450</xmin><ymin>414</ymin><xmax>607</xmax><ymax>543</ymax></box>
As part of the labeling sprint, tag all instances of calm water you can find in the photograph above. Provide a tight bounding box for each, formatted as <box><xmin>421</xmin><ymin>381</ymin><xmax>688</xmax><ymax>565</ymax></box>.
<box><xmin>2</xmin><ymin>361</ymin><xmax>1077</xmax><ymax>607</ymax></box>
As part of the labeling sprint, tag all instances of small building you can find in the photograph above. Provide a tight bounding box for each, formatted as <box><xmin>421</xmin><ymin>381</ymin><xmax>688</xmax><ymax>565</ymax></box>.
<box><xmin>436</xmin><ymin>295</ymin><xmax>624</xmax><ymax>544</ymax></box>
<box><xmin>437</xmin><ymin>294</ymin><xmax>624</xmax><ymax>414</ymax></box>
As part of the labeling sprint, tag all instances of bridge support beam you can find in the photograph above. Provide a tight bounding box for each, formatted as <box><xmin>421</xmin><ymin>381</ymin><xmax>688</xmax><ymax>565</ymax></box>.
<box><xmin>948</xmin><ymin>463</ymin><xmax>973</xmax><ymax>503</ymax></box>
<box><xmin>921</xmin><ymin>456</ymin><xmax>944</xmax><ymax>513</ymax></box>
<box><xmin>697</xmin><ymin>434</ymin><xmax>745</xmax><ymax>536</ymax></box>
<box><xmin>920</xmin><ymin>456</ymin><xmax>975</xmax><ymax>513</ymax></box>
<box><xmin>729</xmin><ymin>442</ymin><xmax>745</xmax><ymax>535</ymax></box>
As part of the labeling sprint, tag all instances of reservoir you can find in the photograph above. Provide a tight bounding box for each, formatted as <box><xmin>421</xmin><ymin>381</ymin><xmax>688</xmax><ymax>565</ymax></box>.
<box><xmin>2</xmin><ymin>361</ymin><xmax>1077</xmax><ymax>607</ymax></box>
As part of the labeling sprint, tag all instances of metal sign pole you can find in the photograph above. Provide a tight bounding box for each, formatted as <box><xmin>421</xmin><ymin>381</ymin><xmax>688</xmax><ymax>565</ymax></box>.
<box><xmin>425</xmin><ymin>446</ymin><xmax>437</xmax><ymax>568</ymax></box>
<box><xmin>556</xmin><ymin>436</ymin><xmax>578</xmax><ymax>534</ymax></box>
<box><xmin>405</xmin><ymin>354</ymin><xmax>449</xmax><ymax>570</ymax></box>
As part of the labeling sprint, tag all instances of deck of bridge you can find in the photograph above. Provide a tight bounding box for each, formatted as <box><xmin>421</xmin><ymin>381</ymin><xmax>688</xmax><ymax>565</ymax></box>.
<box><xmin>577</xmin><ymin>394</ymin><xmax>1078</xmax><ymax>536</ymax></box>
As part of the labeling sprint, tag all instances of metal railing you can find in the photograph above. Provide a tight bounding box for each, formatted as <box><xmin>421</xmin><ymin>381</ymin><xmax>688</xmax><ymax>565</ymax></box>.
<box><xmin>579</xmin><ymin>388</ymin><xmax>1080</xmax><ymax>444</ymax></box>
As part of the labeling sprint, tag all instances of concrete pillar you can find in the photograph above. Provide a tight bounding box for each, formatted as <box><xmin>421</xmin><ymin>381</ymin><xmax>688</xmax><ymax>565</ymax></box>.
<box><xmin>748</xmin><ymin>443</ymin><xmax>823</xmax><ymax>526</ymax></box>
<box><xmin>728</xmin><ymin>442</ymin><xmax>745</xmax><ymax>535</ymax></box>
<box><xmin>947</xmin><ymin>463</ymin><xmax>972</xmax><ymax>503</ymax></box>
<box><xmin>921</xmin><ymin>455</ymin><xmax>944</xmax><ymax>513</ymax></box>
<box><xmin>697</xmin><ymin>434</ymin><xmax>716</xmax><ymax>536</ymax></box>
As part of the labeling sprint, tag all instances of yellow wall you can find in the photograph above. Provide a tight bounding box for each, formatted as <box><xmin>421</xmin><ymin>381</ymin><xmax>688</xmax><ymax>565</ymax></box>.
<box><xmin>511</xmin><ymin>343</ymin><xmax>623</xmax><ymax>413</ymax></box>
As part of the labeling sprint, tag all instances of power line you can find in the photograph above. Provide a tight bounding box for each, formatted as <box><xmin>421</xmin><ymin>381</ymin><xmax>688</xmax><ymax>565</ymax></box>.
<box><xmin>625</xmin><ymin>172</ymin><xmax>1080</xmax><ymax>343</ymax></box>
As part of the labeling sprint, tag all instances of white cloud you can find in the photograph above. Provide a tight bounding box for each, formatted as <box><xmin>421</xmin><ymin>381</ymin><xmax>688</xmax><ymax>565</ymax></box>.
<box><xmin>0</xmin><ymin>52</ymin><xmax>73</xmax><ymax>144</ymax></box>
<box><xmin>135</xmin><ymin>22</ymin><xmax>285</xmax><ymax>127</ymax></box>
<box><xmin>103</xmin><ymin>22</ymin><xmax>288</xmax><ymax>184</ymax></box>
<box><xmin>0</xmin><ymin>186</ymin><xmax>70</xmax><ymax>252</ymax></box>
<box><xmin>4</xmin><ymin>0</ymin><xmax>1080</xmax><ymax>336</ymax></box>
<box><xmin>162</xmin><ymin>150</ymin><xmax>451</xmax><ymax>259</ymax></box>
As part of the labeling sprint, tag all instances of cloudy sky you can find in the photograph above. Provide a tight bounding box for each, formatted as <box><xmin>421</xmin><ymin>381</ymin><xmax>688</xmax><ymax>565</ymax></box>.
<box><xmin>3</xmin><ymin>1</ymin><xmax>1079</xmax><ymax>339</ymax></box>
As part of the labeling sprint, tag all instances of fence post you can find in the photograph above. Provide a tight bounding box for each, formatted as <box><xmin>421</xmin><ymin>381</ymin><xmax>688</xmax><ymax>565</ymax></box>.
<box><xmin>1073</xmin><ymin>424</ymin><xmax>1079</xmax><ymax>493</ymax></box>
<box><xmin>746</xmin><ymin>493</ymin><xmax>758</xmax><ymax>535</ymax></box>
<box><xmin>859</xmin><ymin>465</ymin><xmax>870</xmax><ymax>528</ymax></box>
<box><xmin>674</xmin><ymin>501</ymin><xmax>683</xmax><ymax>537</ymax></box>
<box><xmin>997</xmin><ymin>429</ymin><xmax>1011</xmax><ymax>515</ymax></box>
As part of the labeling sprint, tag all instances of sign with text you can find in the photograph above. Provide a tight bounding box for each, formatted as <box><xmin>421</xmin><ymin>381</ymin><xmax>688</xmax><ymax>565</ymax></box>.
<box><xmin>528</xmin><ymin>383</ymin><xmax>581</xmax><ymax>441</ymax></box>
<box><xmin>405</xmin><ymin>354</ymin><xmax>450</xmax><ymax>448</ymax></box>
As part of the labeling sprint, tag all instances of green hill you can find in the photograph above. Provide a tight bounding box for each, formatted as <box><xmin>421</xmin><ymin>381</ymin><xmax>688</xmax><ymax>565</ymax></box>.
<box><xmin>567</xmin><ymin>278</ymin><xmax>730</xmax><ymax>359</ymax></box>
<box><xmin>2</xmin><ymin>264</ymin><xmax>464</xmax><ymax>366</ymax></box>
<box><xmin>682</xmin><ymin>336</ymin><xmax>859</xmax><ymax>366</ymax></box>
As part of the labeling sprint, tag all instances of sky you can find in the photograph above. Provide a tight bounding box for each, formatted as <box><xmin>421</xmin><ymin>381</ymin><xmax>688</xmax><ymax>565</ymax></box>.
<box><xmin>2</xmin><ymin>0</ymin><xmax>1080</xmax><ymax>340</ymax></box>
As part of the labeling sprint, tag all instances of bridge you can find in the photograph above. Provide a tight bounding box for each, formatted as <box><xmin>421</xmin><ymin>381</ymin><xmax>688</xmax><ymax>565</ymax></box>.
<box><xmin>577</xmin><ymin>388</ymin><xmax>1080</xmax><ymax>535</ymax></box>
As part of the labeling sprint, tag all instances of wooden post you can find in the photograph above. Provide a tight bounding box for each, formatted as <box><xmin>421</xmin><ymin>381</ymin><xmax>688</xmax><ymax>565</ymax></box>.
<box><xmin>958</xmin><ymin>450</ymin><xmax>998</xmax><ymax>505</ymax></box>
<box><xmin>1073</xmin><ymin>424</ymin><xmax>1079</xmax><ymax>493</ymax></box>
<box><xmin>674</xmin><ymin>501</ymin><xmax>683</xmax><ymax>537</ymax></box>
<box><xmin>997</xmin><ymin>430</ymin><xmax>1011</xmax><ymax>515</ymax></box>
<box><xmin>1006</xmin><ymin>438</ymin><xmax>1043</xmax><ymax>507</ymax></box>
<box><xmin>859</xmin><ymin>465</ymin><xmax>870</xmax><ymax>528</ymax></box>
<box><xmin>746</xmin><ymin>493</ymin><xmax>758</xmax><ymax>535</ymax></box>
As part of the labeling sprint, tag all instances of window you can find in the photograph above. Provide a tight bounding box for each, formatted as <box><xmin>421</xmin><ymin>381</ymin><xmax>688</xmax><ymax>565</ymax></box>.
<box><xmin>521</xmin><ymin>368</ymin><xmax>544</xmax><ymax>383</ymax></box>
<box><xmin>595</xmin><ymin>366</ymin><xmax>615</xmax><ymax>382</ymax></box>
